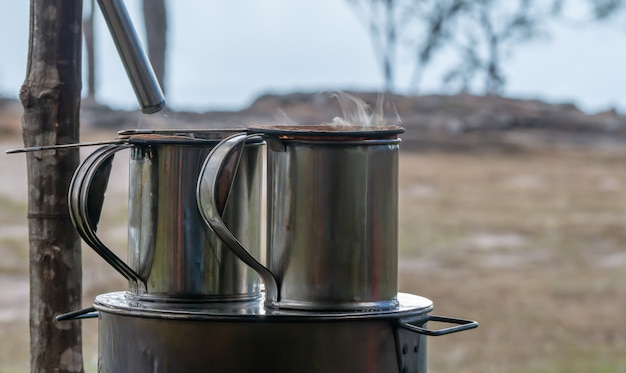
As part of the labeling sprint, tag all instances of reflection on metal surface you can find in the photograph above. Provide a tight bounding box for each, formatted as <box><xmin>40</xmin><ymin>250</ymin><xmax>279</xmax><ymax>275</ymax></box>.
<box><xmin>69</xmin><ymin>130</ymin><xmax>265</xmax><ymax>302</ymax></box>
<box><xmin>94</xmin><ymin>291</ymin><xmax>433</xmax><ymax>320</ymax></box>
<box><xmin>198</xmin><ymin>125</ymin><xmax>404</xmax><ymax>311</ymax></box>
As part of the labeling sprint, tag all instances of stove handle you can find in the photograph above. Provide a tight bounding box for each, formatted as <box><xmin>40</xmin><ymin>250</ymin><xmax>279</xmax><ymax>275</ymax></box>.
<box><xmin>398</xmin><ymin>315</ymin><xmax>478</xmax><ymax>336</ymax></box>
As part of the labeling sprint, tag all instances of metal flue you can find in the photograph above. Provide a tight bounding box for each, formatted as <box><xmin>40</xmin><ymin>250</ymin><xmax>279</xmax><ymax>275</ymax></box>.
<box><xmin>97</xmin><ymin>0</ymin><xmax>166</xmax><ymax>113</ymax></box>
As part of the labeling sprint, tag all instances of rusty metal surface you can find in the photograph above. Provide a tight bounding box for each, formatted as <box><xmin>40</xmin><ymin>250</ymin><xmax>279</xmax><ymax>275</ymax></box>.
<box><xmin>198</xmin><ymin>126</ymin><xmax>403</xmax><ymax>311</ymax></box>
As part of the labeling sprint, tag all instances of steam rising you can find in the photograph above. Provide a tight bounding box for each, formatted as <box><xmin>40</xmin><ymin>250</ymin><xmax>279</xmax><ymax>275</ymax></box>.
<box><xmin>330</xmin><ymin>92</ymin><xmax>401</xmax><ymax>128</ymax></box>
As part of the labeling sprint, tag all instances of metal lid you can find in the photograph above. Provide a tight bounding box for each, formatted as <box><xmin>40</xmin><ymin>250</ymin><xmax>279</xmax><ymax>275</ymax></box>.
<box><xmin>118</xmin><ymin>128</ymin><xmax>247</xmax><ymax>139</ymax></box>
<box><xmin>248</xmin><ymin>125</ymin><xmax>404</xmax><ymax>141</ymax></box>
<box><xmin>116</xmin><ymin>129</ymin><xmax>265</xmax><ymax>146</ymax></box>
<box><xmin>94</xmin><ymin>292</ymin><xmax>433</xmax><ymax>322</ymax></box>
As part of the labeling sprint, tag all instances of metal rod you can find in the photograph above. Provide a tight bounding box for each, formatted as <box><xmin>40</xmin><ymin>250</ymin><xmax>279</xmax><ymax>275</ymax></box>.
<box><xmin>55</xmin><ymin>307</ymin><xmax>98</xmax><ymax>321</ymax></box>
<box><xmin>97</xmin><ymin>0</ymin><xmax>166</xmax><ymax>114</ymax></box>
<box><xmin>5</xmin><ymin>139</ymin><xmax>128</xmax><ymax>154</ymax></box>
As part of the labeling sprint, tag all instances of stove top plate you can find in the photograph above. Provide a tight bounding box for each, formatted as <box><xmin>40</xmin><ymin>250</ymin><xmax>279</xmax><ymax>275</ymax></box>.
<box><xmin>94</xmin><ymin>291</ymin><xmax>434</xmax><ymax>321</ymax></box>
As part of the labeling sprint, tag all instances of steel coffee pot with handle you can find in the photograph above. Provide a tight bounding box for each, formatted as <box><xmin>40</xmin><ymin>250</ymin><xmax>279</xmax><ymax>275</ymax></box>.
<box><xmin>69</xmin><ymin>129</ymin><xmax>264</xmax><ymax>302</ymax></box>
<box><xmin>197</xmin><ymin>125</ymin><xmax>404</xmax><ymax>311</ymax></box>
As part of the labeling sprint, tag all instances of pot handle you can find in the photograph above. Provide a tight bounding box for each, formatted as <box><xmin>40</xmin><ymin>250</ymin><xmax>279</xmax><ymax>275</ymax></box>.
<box><xmin>398</xmin><ymin>315</ymin><xmax>478</xmax><ymax>336</ymax></box>
<box><xmin>68</xmin><ymin>144</ymin><xmax>144</xmax><ymax>286</ymax></box>
<box><xmin>197</xmin><ymin>133</ymin><xmax>279</xmax><ymax>306</ymax></box>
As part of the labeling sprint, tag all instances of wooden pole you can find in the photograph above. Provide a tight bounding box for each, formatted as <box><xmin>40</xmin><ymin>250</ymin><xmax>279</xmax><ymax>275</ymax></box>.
<box><xmin>84</xmin><ymin>0</ymin><xmax>97</xmax><ymax>104</ymax></box>
<box><xmin>19</xmin><ymin>0</ymin><xmax>85</xmax><ymax>372</ymax></box>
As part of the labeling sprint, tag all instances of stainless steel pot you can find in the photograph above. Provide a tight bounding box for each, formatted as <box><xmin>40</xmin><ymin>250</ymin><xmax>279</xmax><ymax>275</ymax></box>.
<box><xmin>197</xmin><ymin>125</ymin><xmax>404</xmax><ymax>311</ymax></box>
<box><xmin>93</xmin><ymin>292</ymin><xmax>477</xmax><ymax>373</ymax></box>
<box><xmin>68</xmin><ymin>129</ymin><xmax>264</xmax><ymax>302</ymax></box>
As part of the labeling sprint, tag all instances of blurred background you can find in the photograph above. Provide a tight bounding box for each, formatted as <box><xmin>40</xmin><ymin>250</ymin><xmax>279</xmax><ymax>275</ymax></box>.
<box><xmin>1</xmin><ymin>0</ymin><xmax>626</xmax><ymax>372</ymax></box>
<box><xmin>1</xmin><ymin>0</ymin><xmax>626</xmax><ymax>112</ymax></box>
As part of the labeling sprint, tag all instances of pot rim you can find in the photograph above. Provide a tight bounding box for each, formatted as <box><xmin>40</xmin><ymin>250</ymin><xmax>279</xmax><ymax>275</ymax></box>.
<box><xmin>248</xmin><ymin>124</ymin><xmax>405</xmax><ymax>141</ymax></box>
<box><xmin>118</xmin><ymin>129</ymin><xmax>265</xmax><ymax>146</ymax></box>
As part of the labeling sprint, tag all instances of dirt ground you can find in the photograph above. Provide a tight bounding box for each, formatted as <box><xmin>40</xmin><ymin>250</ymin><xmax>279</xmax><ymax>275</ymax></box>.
<box><xmin>397</xmin><ymin>148</ymin><xmax>626</xmax><ymax>373</ymax></box>
<box><xmin>1</xmin><ymin>128</ymin><xmax>626</xmax><ymax>372</ymax></box>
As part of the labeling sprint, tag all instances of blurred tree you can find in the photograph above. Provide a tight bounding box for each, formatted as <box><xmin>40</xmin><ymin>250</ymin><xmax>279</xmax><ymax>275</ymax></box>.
<box><xmin>443</xmin><ymin>0</ymin><xmax>562</xmax><ymax>95</ymax></box>
<box><xmin>587</xmin><ymin>0</ymin><xmax>624</xmax><ymax>19</ymax></box>
<box><xmin>84</xmin><ymin>0</ymin><xmax>96</xmax><ymax>103</ymax></box>
<box><xmin>441</xmin><ymin>0</ymin><xmax>626</xmax><ymax>95</ymax></box>
<box><xmin>348</xmin><ymin>0</ymin><xmax>623</xmax><ymax>96</ymax></box>
<box><xmin>346</xmin><ymin>0</ymin><xmax>471</xmax><ymax>93</ymax></box>
<box><xmin>404</xmin><ymin>0</ymin><xmax>467</xmax><ymax>91</ymax></box>
<box><xmin>346</xmin><ymin>0</ymin><xmax>411</xmax><ymax>92</ymax></box>
<box><xmin>142</xmin><ymin>0</ymin><xmax>168</xmax><ymax>93</ymax></box>
<box><xmin>551</xmin><ymin>0</ymin><xmax>624</xmax><ymax>25</ymax></box>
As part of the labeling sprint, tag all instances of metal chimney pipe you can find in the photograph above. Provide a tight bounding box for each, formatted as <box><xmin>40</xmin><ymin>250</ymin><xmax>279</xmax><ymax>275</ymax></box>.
<box><xmin>97</xmin><ymin>0</ymin><xmax>166</xmax><ymax>114</ymax></box>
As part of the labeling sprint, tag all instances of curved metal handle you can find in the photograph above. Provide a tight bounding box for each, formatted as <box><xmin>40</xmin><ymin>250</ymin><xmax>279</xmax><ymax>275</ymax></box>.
<box><xmin>197</xmin><ymin>133</ymin><xmax>279</xmax><ymax>306</ymax></box>
<box><xmin>398</xmin><ymin>315</ymin><xmax>478</xmax><ymax>336</ymax></box>
<box><xmin>68</xmin><ymin>144</ymin><xmax>144</xmax><ymax>285</ymax></box>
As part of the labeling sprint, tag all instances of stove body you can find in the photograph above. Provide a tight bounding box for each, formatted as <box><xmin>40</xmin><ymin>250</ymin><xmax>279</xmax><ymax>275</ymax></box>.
<box><xmin>96</xmin><ymin>293</ymin><xmax>432</xmax><ymax>373</ymax></box>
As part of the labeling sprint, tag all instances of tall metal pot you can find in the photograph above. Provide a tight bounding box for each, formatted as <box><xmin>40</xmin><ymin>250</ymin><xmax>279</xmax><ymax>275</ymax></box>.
<box><xmin>198</xmin><ymin>125</ymin><xmax>404</xmax><ymax>310</ymax></box>
<box><xmin>68</xmin><ymin>129</ymin><xmax>264</xmax><ymax>302</ymax></box>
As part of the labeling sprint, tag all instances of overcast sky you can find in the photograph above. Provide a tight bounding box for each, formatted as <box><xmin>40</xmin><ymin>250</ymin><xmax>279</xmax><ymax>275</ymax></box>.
<box><xmin>1</xmin><ymin>0</ymin><xmax>625</xmax><ymax>114</ymax></box>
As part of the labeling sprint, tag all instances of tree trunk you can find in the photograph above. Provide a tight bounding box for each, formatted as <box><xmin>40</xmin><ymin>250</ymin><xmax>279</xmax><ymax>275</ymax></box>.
<box><xmin>382</xmin><ymin>0</ymin><xmax>395</xmax><ymax>93</ymax></box>
<box><xmin>84</xmin><ymin>0</ymin><xmax>97</xmax><ymax>104</ymax></box>
<box><xmin>19</xmin><ymin>0</ymin><xmax>84</xmax><ymax>372</ymax></box>
<box><xmin>142</xmin><ymin>0</ymin><xmax>168</xmax><ymax>93</ymax></box>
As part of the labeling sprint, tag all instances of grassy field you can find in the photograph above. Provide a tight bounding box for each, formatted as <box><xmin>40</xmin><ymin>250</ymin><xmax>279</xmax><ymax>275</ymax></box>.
<box><xmin>1</xmin><ymin>133</ymin><xmax>625</xmax><ymax>372</ymax></box>
<box><xmin>398</xmin><ymin>148</ymin><xmax>626</xmax><ymax>373</ymax></box>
